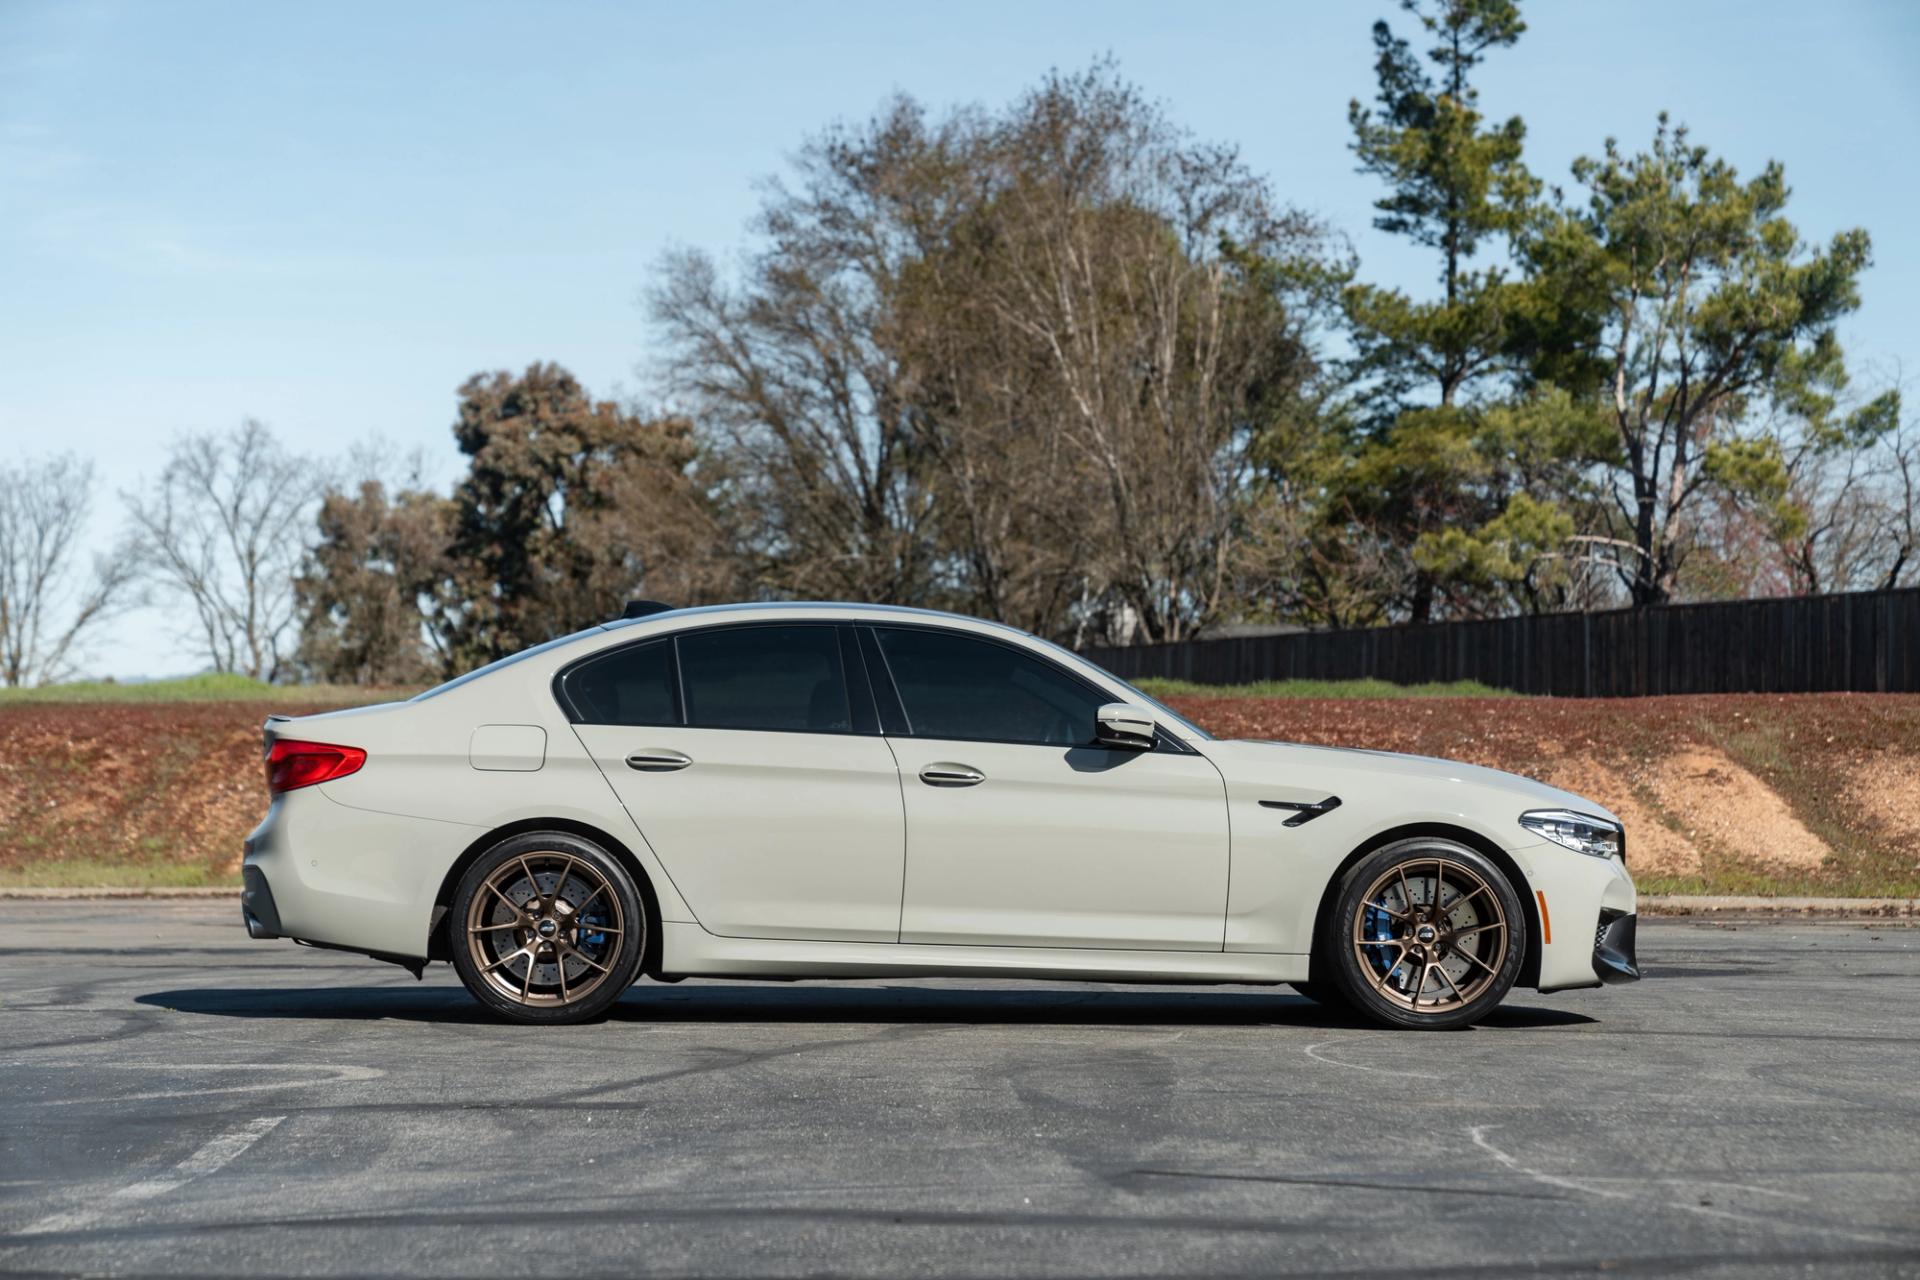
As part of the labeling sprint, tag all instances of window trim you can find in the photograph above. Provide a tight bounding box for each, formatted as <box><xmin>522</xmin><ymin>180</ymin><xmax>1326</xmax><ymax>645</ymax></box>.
<box><xmin>552</xmin><ymin>621</ymin><xmax>877</xmax><ymax>737</ymax></box>
<box><xmin>860</xmin><ymin>622</ymin><xmax>1189</xmax><ymax>753</ymax></box>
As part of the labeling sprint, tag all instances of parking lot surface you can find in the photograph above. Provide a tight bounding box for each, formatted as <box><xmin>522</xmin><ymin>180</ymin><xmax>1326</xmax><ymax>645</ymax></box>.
<box><xmin>1</xmin><ymin>901</ymin><xmax>1916</xmax><ymax>1278</ymax></box>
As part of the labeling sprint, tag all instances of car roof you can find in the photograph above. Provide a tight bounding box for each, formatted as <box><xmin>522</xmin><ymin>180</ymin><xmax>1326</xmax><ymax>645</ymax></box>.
<box><xmin>600</xmin><ymin>600</ymin><xmax>1035</xmax><ymax>641</ymax></box>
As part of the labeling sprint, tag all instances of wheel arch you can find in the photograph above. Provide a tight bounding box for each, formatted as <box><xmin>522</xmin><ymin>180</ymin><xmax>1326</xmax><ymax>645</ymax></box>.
<box><xmin>428</xmin><ymin>816</ymin><xmax>663</xmax><ymax>978</ymax></box>
<box><xmin>1308</xmin><ymin>822</ymin><xmax>1543</xmax><ymax>990</ymax></box>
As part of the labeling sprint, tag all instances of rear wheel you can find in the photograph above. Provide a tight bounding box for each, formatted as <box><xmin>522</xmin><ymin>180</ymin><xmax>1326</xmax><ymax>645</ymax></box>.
<box><xmin>1324</xmin><ymin>838</ymin><xmax>1524</xmax><ymax>1031</ymax></box>
<box><xmin>450</xmin><ymin>832</ymin><xmax>645</xmax><ymax>1024</ymax></box>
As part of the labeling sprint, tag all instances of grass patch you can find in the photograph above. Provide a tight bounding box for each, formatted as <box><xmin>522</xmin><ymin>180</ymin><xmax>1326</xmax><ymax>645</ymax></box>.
<box><xmin>0</xmin><ymin>857</ymin><xmax>241</xmax><ymax>890</ymax></box>
<box><xmin>1134</xmin><ymin>676</ymin><xmax>1519</xmax><ymax>699</ymax></box>
<box><xmin>0</xmin><ymin>673</ymin><xmax>414</xmax><ymax>705</ymax></box>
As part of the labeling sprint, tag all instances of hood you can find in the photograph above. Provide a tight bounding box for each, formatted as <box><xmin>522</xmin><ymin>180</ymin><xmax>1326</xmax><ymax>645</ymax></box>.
<box><xmin>1211</xmin><ymin>738</ymin><xmax>1621</xmax><ymax>826</ymax></box>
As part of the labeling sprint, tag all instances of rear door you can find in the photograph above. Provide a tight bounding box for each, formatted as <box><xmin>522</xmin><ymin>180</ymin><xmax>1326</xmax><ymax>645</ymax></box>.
<box><xmin>867</xmin><ymin>625</ymin><xmax>1231</xmax><ymax>951</ymax></box>
<box><xmin>565</xmin><ymin>623</ymin><xmax>906</xmax><ymax>943</ymax></box>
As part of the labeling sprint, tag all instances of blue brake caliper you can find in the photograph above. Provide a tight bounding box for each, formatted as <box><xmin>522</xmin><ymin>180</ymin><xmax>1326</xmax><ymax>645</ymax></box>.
<box><xmin>1363</xmin><ymin>901</ymin><xmax>1398</xmax><ymax>982</ymax></box>
<box><xmin>577</xmin><ymin>909</ymin><xmax>610</xmax><ymax>953</ymax></box>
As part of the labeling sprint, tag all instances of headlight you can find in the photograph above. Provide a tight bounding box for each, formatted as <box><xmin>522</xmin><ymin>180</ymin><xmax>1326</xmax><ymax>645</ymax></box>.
<box><xmin>1519</xmin><ymin>809</ymin><xmax>1622</xmax><ymax>859</ymax></box>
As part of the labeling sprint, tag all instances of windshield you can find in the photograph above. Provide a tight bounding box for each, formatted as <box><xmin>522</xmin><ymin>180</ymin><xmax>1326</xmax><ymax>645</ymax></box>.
<box><xmin>1027</xmin><ymin>635</ymin><xmax>1215</xmax><ymax>740</ymax></box>
<box><xmin>410</xmin><ymin>627</ymin><xmax>604</xmax><ymax>702</ymax></box>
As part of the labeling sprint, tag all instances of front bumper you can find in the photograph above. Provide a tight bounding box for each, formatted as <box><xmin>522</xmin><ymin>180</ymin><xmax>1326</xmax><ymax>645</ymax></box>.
<box><xmin>1592</xmin><ymin>908</ymin><xmax>1640</xmax><ymax>984</ymax></box>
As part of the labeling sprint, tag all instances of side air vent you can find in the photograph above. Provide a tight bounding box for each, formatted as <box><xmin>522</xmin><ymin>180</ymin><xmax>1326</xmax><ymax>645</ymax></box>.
<box><xmin>1257</xmin><ymin>795</ymin><xmax>1342</xmax><ymax>828</ymax></box>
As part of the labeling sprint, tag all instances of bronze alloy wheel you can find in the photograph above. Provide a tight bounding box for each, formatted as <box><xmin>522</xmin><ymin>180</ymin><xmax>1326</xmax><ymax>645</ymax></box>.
<box><xmin>464</xmin><ymin>851</ymin><xmax>628</xmax><ymax>1008</ymax></box>
<box><xmin>1348</xmin><ymin>855</ymin><xmax>1510</xmax><ymax>1015</ymax></box>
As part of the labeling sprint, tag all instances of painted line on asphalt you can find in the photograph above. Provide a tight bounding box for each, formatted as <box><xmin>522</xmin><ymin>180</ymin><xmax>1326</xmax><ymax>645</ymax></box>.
<box><xmin>15</xmin><ymin>1115</ymin><xmax>285</xmax><ymax>1236</ymax></box>
<box><xmin>1468</xmin><ymin>1124</ymin><xmax>1902</xmax><ymax>1246</ymax></box>
<box><xmin>0</xmin><ymin>1061</ymin><xmax>387</xmax><ymax>1105</ymax></box>
<box><xmin>1469</xmin><ymin>1124</ymin><xmax>1628</xmax><ymax>1199</ymax></box>
<box><xmin>1303</xmin><ymin>1040</ymin><xmax>1439</xmax><ymax>1079</ymax></box>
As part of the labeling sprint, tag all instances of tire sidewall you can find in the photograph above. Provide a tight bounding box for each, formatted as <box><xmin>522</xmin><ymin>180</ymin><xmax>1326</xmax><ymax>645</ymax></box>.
<box><xmin>450</xmin><ymin>832</ymin><xmax>646</xmax><ymax>1024</ymax></box>
<box><xmin>1326</xmin><ymin>838</ymin><xmax>1526</xmax><ymax>1031</ymax></box>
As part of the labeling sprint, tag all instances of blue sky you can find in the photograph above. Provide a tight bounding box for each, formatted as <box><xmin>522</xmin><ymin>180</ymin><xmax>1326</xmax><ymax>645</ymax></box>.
<box><xmin>4</xmin><ymin>0</ymin><xmax>1917</xmax><ymax>678</ymax></box>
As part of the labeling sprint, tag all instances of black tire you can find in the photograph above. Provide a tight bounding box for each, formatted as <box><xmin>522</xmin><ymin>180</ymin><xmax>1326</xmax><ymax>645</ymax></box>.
<box><xmin>450</xmin><ymin>831</ymin><xmax>646</xmax><ymax>1025</ymax></box>
<box><xmin>1323</xmin><ymin>837</ymin><xmax>1525</xmax><ymax>1031</ymax></box>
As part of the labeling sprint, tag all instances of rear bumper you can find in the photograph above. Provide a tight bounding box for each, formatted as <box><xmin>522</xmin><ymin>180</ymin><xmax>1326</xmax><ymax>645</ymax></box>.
<box><xmin>240</xmin><ymin>862</ymin><xmax>283</xmax><ymax>939</ymax></box>
<box><xmin>241</xmin><ymin>787</ymin><xmax>479</xmax><ymax>960</ymax></box>
<box><xmin>1592</xmin><ymin>909</ymin><xmax>1640</xmax><ymax>984</ymax></box>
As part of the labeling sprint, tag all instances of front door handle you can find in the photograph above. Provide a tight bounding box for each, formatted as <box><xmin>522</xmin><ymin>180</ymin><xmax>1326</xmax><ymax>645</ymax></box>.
<box><xmin>625</xmin><ymin>750</ymin><xmax>693</xmax><ymax>772</ymax></box>
<box><xmin>919</xmin><ymin>762</ymin><xmax>984</xmax><ymax>787</ymax></box>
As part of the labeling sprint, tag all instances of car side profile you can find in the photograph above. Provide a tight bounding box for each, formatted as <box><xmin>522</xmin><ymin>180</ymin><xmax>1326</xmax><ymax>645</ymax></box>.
<box><xmin>241</xmin><ymin>601</ymin><xmax>1639</xmax><ymax>1029</ymax></box>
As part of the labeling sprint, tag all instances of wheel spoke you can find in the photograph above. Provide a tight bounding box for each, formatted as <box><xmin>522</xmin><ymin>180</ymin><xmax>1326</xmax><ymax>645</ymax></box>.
<box><xmin>1365</xmin><ymin>900</ymin><xmax>1409</xmax><ymax>921</ymax></box>
<box><xmin>1457</xmin><ymin>946</ymin><xmax>1501</xmax><ymax>978</ymax></box>
<box><xmin>1451</xmin><ymin>881</ymin><xmax>1489</xmax><ymax>908</ymax></box>
<box><xmin>520</xmin><ymin>947</ymin><xmax>537</xmax><ymax>1002</ymax></box>
<box><xmin>570</xmin><ymin>881</ymin><xmax>608</xmax><ymax>916</ymax></box>
<box><xmin>481</xmin><ymin>944</ymin><xmax>533</xmax><ymax>976</ymax></box>
<box><xmin>1361</xmin><ymin>943</ymin><xmax>1407</xmax><ymax>995</ymax></box>
<box><xmin>563</xmin><ymin>942</ymin><xmax>612</xmax><ymax>975</ymax></box>
<box><xmin>518</xmin><ymin>856</ymin><xmax>544</xmax><ymax>911</ymax></box>
<box><xmin>484</xmin><ymin>880</ymin><xmax>523</xmax><ymax>915</ymax></box>
<box><xmin>1452</xmin><ymin>920</ymin><xmax>1505</xmax><ymax>938</ymax></box>
<box><xmin>469</xmin><ymin>920</ymin><xmax>522</xmax><ymax>934</ymax></box>
<box><xmin>1411</xmin><ymin>961</ymin><xmax>1429</xmax><ymax>1007</ymax></box>
<box><xmin>556</xmin><ymin>942</ymin><xmax>570</xmax><ymax>1003</ymax></box>
<box><xmin>1433</xmin><ymin>964</ymin><xmax>1466</xmax><ymax>1004</ymax></box>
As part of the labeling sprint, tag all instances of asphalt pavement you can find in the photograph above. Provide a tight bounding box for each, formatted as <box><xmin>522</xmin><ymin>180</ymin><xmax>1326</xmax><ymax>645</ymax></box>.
<box><xmin>2</xmin><ymin>901</ymin><xmax>1917</xmax><ymax>1278</ymax></box>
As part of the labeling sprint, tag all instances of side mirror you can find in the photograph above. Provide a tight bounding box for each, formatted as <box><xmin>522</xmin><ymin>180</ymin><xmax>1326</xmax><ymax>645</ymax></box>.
<box><xmin>1095</xmin><ymin>702</ymin><xmax>1156</xmax><ymax>751</ymax></box>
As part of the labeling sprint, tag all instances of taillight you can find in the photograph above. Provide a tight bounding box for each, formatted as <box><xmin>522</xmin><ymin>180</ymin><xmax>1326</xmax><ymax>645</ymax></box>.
<box><xmin>265</xmin><ymin>739</ymin><xmax>366</xmax><ymax>794</ymax></box>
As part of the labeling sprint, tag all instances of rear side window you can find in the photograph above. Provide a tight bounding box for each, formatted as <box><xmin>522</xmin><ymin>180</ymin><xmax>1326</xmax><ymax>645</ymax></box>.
<box><xmin>873</xmin><ymin>626</ymin><xmax>1102</xmax><ymax>746</ymax></box>
<box><xmin>678</xmin><ymin>625</ymin><xmax>851</xmax><ymax>733</ymax></box>
<box><xmin>561</xmin><ymin>639</ymin><xmax>677</xmax><ymax>726</ymax></box>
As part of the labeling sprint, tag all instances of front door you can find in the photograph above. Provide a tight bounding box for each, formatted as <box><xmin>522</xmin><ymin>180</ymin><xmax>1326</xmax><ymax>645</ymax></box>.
<box><xmin>567</xmin><ymin>623</ymin><xmax>905</xmax><ymax>943</ymax></box>
<box><xmin>867</xmin><ymin>625</ymin><xmax>1230</xmax><ymax>951</ymax></box>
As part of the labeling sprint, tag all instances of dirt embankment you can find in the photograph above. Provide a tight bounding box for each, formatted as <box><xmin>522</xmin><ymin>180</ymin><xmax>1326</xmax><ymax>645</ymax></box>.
<box><xmin>0</xmin><ymin>701</ymin><xmax>361</xmax><ymax>887</ymax></box>
<box><xmin>1</xmin><ymin>693</ymin><xmax>1916</xmax><ymax>894</ymax></box>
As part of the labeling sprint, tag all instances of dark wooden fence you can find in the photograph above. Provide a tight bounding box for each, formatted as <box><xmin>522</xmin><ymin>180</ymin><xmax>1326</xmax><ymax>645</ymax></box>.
<box><xmin>1082</xmin><ymin>587</ymin><xmax>1920</xmax><ymax>697</ymax></box>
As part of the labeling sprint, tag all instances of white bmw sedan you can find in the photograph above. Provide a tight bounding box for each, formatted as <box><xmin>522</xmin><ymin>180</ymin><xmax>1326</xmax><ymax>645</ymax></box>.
<box><xmin>242</xmin><ymin>602</ymin><xmax>1639</xmax><ymax>1029</ymax></box>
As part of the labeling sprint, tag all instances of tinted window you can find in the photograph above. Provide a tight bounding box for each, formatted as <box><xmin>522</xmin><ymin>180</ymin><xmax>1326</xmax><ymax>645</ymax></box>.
<box><xmin>679</xmin><ymin>625</ymin><xmax>851</xmax><ymax>733</ymax></box>
<box><xmin>874</xmin><ymin>627</ymin><xmax>1103</xmax><ymax>745</ymax></box>
<box><xmin>562</xmin><ymin>639</ymin><xmax>677</xmax><ymax>726</ymax></box>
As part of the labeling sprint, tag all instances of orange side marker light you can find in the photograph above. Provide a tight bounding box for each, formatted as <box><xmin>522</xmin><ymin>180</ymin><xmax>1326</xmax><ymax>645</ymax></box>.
<box><xmin>1536</xmin><ymin>889</ymin><xmax>1552</xmax><ymax>944</ymax></box>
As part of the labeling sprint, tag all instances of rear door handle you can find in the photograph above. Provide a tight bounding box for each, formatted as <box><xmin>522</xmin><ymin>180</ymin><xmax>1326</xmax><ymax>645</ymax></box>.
<box><xmin>625</xmin><ymin>750</ymin><xmax>693</xmax><ymax>772</ymax></box>
<box><xmin>919</xmin><ymin>763</ymin><xmax>984</xmax><ymax>787</ymax></box>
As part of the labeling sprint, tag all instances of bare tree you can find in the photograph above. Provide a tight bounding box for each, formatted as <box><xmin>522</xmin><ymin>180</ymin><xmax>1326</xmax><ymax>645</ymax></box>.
<box><xmin>649</xmin><ymin>102</ymin><xmax>954</xmax><ymax>605</ymax></box>
<box><xmin>1778</xmin><ymin>411</ymin><xmax>1920</xmax><ymax>594</ymax></box>
<box><xmin>651</xmin><ymin>64</ymin><xmax>1333</xmax><ymax>642</ymax></box>
<box><xmin>0</xmin><ymin>456</ymin><xmax>132</xmax><ymax>685</ymax></box>
<box><xmin>950</xmin><ymin>69</ymin><xmax>1327</xmax><ymax>642</ymax></box>
<box><xmin>123</xmin><ymin>420</ymin><xmax>327</xmax><ymax>681</ymax></box>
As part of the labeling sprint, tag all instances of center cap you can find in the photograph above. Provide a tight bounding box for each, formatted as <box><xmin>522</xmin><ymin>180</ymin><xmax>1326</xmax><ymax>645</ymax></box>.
<box><xmin>1414</xmin><ymin>923</ymin><xmax>1438</xmax><ymax>944</ymax></box>
<box><xmin>536</xmin><ymin>919</ymin><xmax>559</xmax><ymax>939</ymax></box>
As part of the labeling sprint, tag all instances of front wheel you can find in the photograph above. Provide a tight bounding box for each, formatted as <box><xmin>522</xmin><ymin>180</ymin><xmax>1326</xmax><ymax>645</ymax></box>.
<box><xmin>1323</xmin><ymin>838</ymin><xmax>1525</xmax><ymax>1031</ymax></box>
<box><xmin>450</xmin><ymin>832</ymin><xmax>646</xmax><ymax>1024</ymax></box>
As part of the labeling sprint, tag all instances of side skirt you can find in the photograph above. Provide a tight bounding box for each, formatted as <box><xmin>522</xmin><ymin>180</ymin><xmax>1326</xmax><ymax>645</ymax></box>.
<box><xmin>656</xmin><ymin>922</ymin><xmax>1307</xmax><ymax>984</ymax></box>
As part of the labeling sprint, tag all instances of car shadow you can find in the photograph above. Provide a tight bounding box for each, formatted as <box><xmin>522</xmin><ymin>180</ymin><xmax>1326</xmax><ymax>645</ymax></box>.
<box><xmin>135</xmin><ymin>982</ymin><xmax>1595</xmax><ymax>1030</ymax></box>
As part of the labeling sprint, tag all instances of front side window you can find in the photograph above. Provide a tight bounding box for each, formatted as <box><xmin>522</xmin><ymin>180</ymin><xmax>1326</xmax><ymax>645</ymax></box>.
<box><xmin>678</xmin><ymin>625</ymin><xmax>851</xmax><ymax>733</ymax></box>
<box><xmin>560</xmin><ymin>638</ymin><xmax>677</xmax><ymax>726</ymax></box>
<box><xmin>873</xmin><ymin>626</ymin><xmax>1104</xmax><ymax>746</ymax></box>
